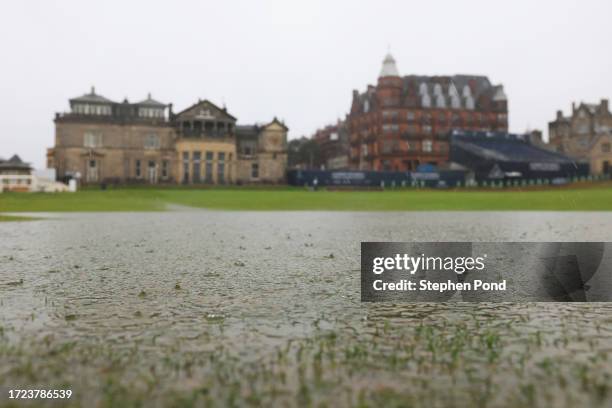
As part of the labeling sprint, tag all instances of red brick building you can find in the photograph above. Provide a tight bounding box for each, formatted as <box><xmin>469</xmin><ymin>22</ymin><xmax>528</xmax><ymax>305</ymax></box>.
<box><xmin>348</xmin><ymin>54</ymin><xmax>508</xmax><ymax>171</ymax></box>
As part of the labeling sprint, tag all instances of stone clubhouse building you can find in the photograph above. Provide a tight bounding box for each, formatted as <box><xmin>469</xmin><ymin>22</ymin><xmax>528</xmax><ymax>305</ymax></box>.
<box><xmin>47</xmin><ymin>88</ymin><xmax>288</xmax><ymax>185</ymax></box>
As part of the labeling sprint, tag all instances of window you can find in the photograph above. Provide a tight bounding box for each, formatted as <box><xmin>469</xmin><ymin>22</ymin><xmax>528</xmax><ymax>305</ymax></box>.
<box><xmin>422</xmin><ymin>140</ymin><xmax>433</xmax><ymax>152</ymax></box>
<box><xmin>433</xmin><ymin>83</ymin><xmax>443</xmax><ymax>96</ymax></box>
<box><xmin>364</xmin><ymin>100</ymin><xmax>370</xmax><ymax>113</ymax></box>
<box><xmin>145</xmin><ymin>133</ymin><xmax>160</xmax><ymax>149</ymax></box>
<box><xmin>251</xmin><ymin>163</ymin><xmax>259</xmax><ymax>178</ymax></box>
<box><xmin>84</xmin><ymin>131</ymin><xmax>103</xmax><ymax>148</ymax></box>
<box><xmin>382</xmin><ymin>111</ymin><xmax>398</xmax><ymax>120</ymax></box>
<box><xmin>182</xmin><ymin>152</ymin><xmax>189</xmax><ymax>183</ymax></box>
<box><xmin>421</xmin><ymin>94</ymin><xmax>431</xmax><ymax>108</ymax></box>
<box><xmin>602</xmin><ymin>143</ymin><xmax>611</xmax><ymax>153</ymax></box>
<box><xmin>419</xmin><ymin>83</ymin><xmax>428</xmax><ymax>95</ymax></box>
<box><xmin>423</xmin><ymin>125</ymin><xmax>432</xmax><ymax>134</ymax></box>
<box><xmin>161</xmin><ymin>160</ymin><xmax>169</xmax><ymax>179</ymax></box>
<box><xmin>450</xmin><ymin>95</ymin><xmax>461</xmax><ymax>109</ymax></box>
<box><xmin>217</xmin><ymin>152</ymin><xmax>225</xmax><ymax>183</ymax></box>
<box><xmin>577</xmin><ymin>125</ymin><xmax>589</xmax><ymax>135</ymax></box>
<box><xmin>465</xmin><ymin>96</ymin><xmax>475</xmax><ymax>110</ymax></box>
<box><xmin>205</xmin><ymin>152</ymin><xmax>214</xmax><ymax>183</ymax></box>
<box><xmin>135</xmin><ymin>160</ymin><xmax>141</xmax><ymax>178</ymax></box>
<box><xmin>382</xmin><ymin>140</ymin><xmax>392</xmax><ymax>153</ymax></box>
<box><xmin>139</xmin><ymin>108</ymin><xmax>164</xmax><ymax>118</ymax></box>
<box><xmin>192</xmin><ymin>151</ymin><xmax>201</xmax><ymax>183</ymax></box>
<box><xmin>407</xmin><ymin>111</ymin><xmax>416</xmax><ymax>121</ymax></box>
<box><xmin>383</xmin><ymin>124</ymin><xmax>399</xmax><ymax>133</ymax></box>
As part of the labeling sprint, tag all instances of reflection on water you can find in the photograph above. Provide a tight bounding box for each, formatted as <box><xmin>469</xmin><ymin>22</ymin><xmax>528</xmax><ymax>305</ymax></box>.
<box><xmin>1</xmin><ymin>211</ymin><xmax>612</xmax><ymax>406</ymax></box>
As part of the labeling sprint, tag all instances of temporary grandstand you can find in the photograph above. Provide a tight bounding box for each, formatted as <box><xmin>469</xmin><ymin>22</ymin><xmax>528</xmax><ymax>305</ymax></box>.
<box><xmin>449</xmin><ymin>130</ymin><xmax>589</xmax><ymax>182</ymax></box>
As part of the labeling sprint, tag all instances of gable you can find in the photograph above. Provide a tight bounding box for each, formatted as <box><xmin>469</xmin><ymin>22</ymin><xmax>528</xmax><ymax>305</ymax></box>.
<box><xmin>263</xmin><ymin>118</ymin><xmax>288</xmax><ymax>131</ymax></box>
<box><xmin>263</xmin><ymin>122</ymin><xmax>286</xmax><ymax>132</ymax></box>
<box><xmin>175</xmin><ymin>100</ymin><xmax>236</xmax><ymax>122</ymax></box>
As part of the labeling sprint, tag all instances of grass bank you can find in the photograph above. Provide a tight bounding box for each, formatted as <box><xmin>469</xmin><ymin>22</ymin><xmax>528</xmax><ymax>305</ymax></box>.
<box><xmin>1</xmin><ymin>183</ymin><xmax>611</xmax><ymax>212</ymax></box>
<box><xmin>0</xmin><ymin>215</ymin><xmax>38</xmax><ymax>222</ymax></box>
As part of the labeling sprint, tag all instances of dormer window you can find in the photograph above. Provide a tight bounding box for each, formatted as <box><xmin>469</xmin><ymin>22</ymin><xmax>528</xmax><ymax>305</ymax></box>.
<box><xmin>462</xmin><ymin>85</ymin><xmax>472</xmax><ymax>98</ymax></box>
<box><xmin>433</xmin><ymin>83</ymin><xmax>443</xmax><ymax>96</ymax></box>
<box><xmin>421</xmin><ymin>93</ymin><xmax>431</xmax><ymax>108</ymax></box>
<box><xmin>364</xmin><ymin>99</ymin><xmax>370</xmax><ymax>113</ymax></box>
<box><xmin>465</xmin><ymin>96</ymin><xmax>475</xmax><ymax>110</ymax></box>
<box><xmin>419</xmin><ymin>83</ymin><xmax>428</xmax><ymax>95</ymax></box>
<box><xmin>435</xmin><ymin>94</ymin><xmax>446</xmax><ymax>108</ymax></box>
<box><xmin>73</xmin><ymin>103</ymin><xmax>111</xmax><ymax>115</ymax></box>
<box><xmin>139</xmin><ymin>107</ymin><xmax>164</xmax><ymax>118</ymax></box>
<box><xmin>450</xmin><ymin>94</ymin><xmax>461</xmax><ymax>109</ymax></box>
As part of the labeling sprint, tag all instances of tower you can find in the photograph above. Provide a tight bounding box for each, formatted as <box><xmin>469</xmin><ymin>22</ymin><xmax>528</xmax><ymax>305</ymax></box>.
<box><xmin>377</xmin><ymin>53</ymin><xmax>403</xmax><ymax>107</ymax></box>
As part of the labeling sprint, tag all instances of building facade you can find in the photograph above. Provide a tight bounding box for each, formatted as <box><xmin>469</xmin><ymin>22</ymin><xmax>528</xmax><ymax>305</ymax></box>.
<box><xmin>548</xmin><ymin>99</ymin><xmax>612</xmax><ymax>175</ymax></box>
<box><xmin>348</xmin><ymin>54</ymin><xmax>508</xmax><ymax>171</ymax></box>
<box><xmin>0</xmin><ymin>155</ymin><xmax>32</xmax><ymax>192</ymax></box>
<box><xmin>312</xmin><ymin>119</ymin><xmax>350</xmax><ymax>170</ymax></box>
<box><xmin>48</xmin><ymin>88</ymin><xmax>288</xmax><ymax>185</ymax></box>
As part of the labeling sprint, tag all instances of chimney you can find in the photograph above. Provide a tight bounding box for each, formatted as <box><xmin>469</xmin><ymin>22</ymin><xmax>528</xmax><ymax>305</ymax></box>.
<box><xmin>572</xmin><ymin>102</ymin><xmax>576</xmax><ymax>114</ymax></box>
<box><xmin>601</xmin><ymin>99</ymin><xmax>609</xmax><ymax>113</ymax></box>
<box><xmin>556</xmin><ymin>110</ymin><xmax>563</xmax><ymax>120</ymax></box>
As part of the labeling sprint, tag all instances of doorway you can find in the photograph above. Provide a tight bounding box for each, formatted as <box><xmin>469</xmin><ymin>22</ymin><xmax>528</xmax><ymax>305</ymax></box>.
<box><xmin>86</xmin><ymin>159</ymin><xmax>98</xmax><ymax>182</ymax></box>
<box><xmin>148</xmin><ymin>161</ymin><xmax>157</xmax><ymax>184</ymax></box>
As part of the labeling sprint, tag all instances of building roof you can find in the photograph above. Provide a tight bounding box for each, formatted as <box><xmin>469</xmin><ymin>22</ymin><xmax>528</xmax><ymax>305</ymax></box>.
<box><xmin>136</xmin><ymin>93</ymin><xmax>166</xmax><ymax>107</ymax></box>
<box><xmin>0</xmin><ymin>154</ymin><xmax>32</xmax><ymax>170</ymax></box>
<box><xmin>379</xmin><ymin>53</ymin><xmax>399</xmax><ymax>77</ymax></box>
<box><xmin>236</xmin><ymin>125</ymin><xmax>260</xmax><ymax>138</ymax></box>
<box><xmin>354</xmin><ymin>72</ymin><xmax>503</xmax><ymax>112</ymax></box>
<box><xmin>583</xmin><ymin>103</ymin><xmax>599</xmax><ymax>115</ymax></box>
<box><xmin>70</xmin><ymin>86</ymin><xmax>116</xmax><ymax>104</ymax></box>
<box><xmin>174</xmin><ymin>99</ymin><xmax>237</xmax><ymax>121</ymax></box>
<box><xmin>451</xmin><ymin>130</ymin><xmax>575</xmax><ymax>164</ymax></box>
<box><xmin>264</xmin><ymin>117</ymin><xmax>289</xmax><ymax>130</ymax></box>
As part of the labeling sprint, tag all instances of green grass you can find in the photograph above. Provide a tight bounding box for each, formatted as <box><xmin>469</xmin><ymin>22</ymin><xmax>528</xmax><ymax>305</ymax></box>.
<box><xmin>0</xmin><ymin>215</ymin><xmax>38</xmax><ymax>222</ymax></box>
<box><xmin>1</xmin><ymin>183</ymin><xmax>612</xmax><ymax>212</ymax></box>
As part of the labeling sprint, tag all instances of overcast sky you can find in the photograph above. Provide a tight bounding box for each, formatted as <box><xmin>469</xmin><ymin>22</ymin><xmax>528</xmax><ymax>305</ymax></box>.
<box><xmin>1</xmin><ymin>0</ymin><xmax>611</xmax><ymax>168</ymax></box>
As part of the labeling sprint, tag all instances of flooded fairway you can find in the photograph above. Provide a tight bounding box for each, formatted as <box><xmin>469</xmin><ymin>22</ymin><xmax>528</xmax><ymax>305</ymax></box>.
<box><xmin>1</xmin><ymin>211</ymin><xmax>612</xmax><ymax>407</ymax></box>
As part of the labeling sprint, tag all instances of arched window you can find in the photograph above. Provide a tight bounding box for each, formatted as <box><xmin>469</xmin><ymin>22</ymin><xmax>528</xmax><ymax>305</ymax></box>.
<box><xmin>435</xmin><ymin>94</ymin><xmax>446</xmax><ymax>108</ymax></box>
<box><xmin>421</xmin><ymin>93</ymin><xmax>431</xmax><ymax>108</ymax></box>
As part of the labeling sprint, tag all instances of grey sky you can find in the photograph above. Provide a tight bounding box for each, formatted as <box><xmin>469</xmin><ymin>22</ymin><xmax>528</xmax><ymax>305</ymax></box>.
<box><xmin>1</xmin><ymin>0</ymin><xmax>611</xmax><ymax>169</ymax></box>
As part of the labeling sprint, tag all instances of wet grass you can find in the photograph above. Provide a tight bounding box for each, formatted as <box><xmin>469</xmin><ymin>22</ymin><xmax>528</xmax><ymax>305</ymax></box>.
<box><xmin>2</xmin><ymin>305</ymin><xmax>612</xmax><ymax>407</ymax></box>
<box><xmin>0</xmin><ymin>182</ymin><xmax>612</xmax><ymax>212</ymax></box>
